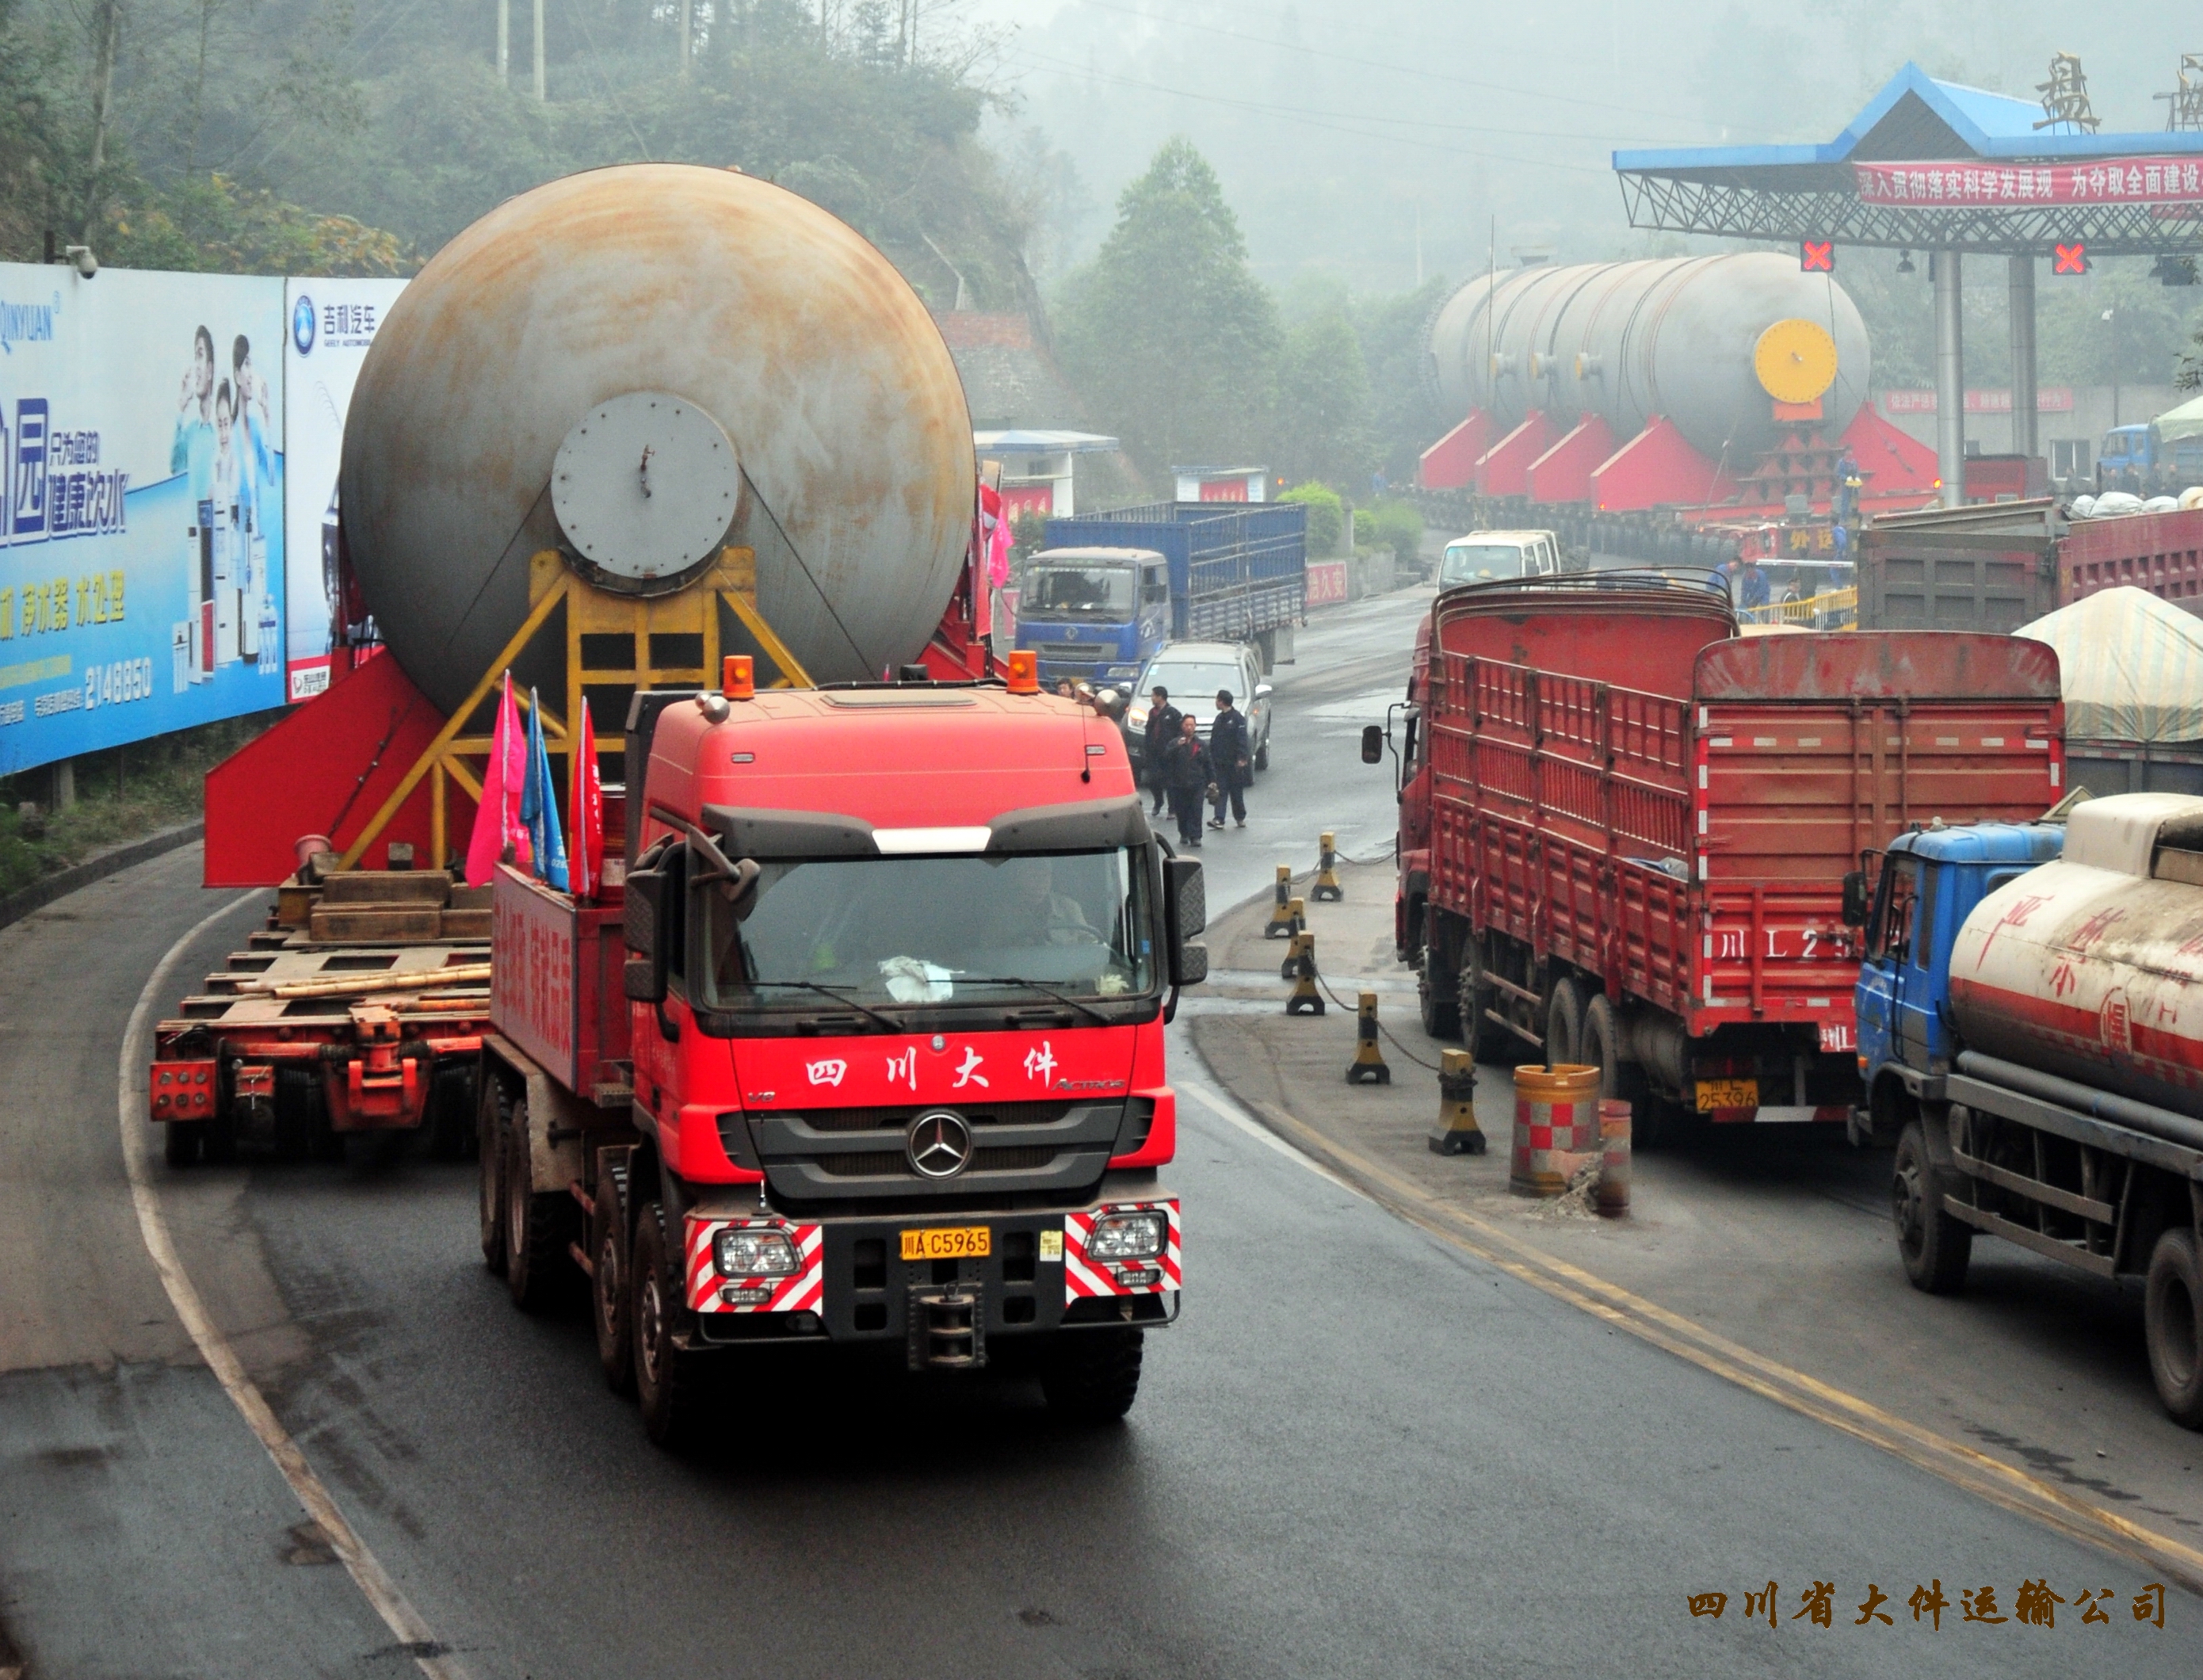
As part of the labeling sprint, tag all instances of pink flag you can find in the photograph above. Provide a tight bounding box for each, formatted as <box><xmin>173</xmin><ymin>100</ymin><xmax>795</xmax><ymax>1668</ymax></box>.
<box><xmin>569</xmin><ymin>697</ymin><xmax>604</xmax><ymax>898</ymax></box>
<box><xmin>464</xmin><ymin>673</ymin><xmax>526</xmax><ymax>887</ymax></box>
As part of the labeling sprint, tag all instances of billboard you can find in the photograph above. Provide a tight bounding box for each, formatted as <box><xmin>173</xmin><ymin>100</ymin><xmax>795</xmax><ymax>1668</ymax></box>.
<box><xmin>0</xmin><ymin>263</ymin><xmax>287</xmax><ymax>775</ymax></box>
<box><xmin>282</xmin><ymin>277</ymin><xmax>407</xmax><ymax>701</ymax></box>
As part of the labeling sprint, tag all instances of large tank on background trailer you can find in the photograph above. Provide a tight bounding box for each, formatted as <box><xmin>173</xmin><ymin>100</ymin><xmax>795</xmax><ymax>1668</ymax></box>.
<box><xmin>1947</xmin><ymin>793</ymin><xmax>2203</xmax><ymax>1117</ymax></box>
<box><xmin>1426</xmin><ymin>253</ymin><xmax>1871</xmax><ymax>464</ymax></box>
<box><xmin>341</xmin><ymin>163</ymin><xmax>976</xmax><ymax>712</ymax></box>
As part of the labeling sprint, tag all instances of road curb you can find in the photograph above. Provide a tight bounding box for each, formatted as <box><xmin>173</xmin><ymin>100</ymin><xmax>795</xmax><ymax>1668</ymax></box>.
<box><xmin>0</xmin><ymin>820</ymin><xmax>204</xmax><ymax>935</ymax></box>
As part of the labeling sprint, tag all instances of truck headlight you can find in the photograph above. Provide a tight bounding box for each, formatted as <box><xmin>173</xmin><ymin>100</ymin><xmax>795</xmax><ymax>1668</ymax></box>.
<box><xmin>1128</xmin><ymin>705</ymin><xmax>1149</xmax><ymax>727</ymax></box>
<box><xmin>715</xmin><ymin>1228</ymin><xmax>799</xmax><ymax>1277</ymax></box>
<box><xmin>1084</xmin><ymin>1210</ymin><xmax>1166</xmax><ymax>1261</ymax></box>
<box><xmin>1108</xmin><ymin>665</ymin><xmax>1142</xmax><ymax>679</ymax></box>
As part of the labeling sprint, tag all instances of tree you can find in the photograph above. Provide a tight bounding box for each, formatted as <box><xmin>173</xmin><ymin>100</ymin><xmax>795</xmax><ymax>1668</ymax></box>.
<box><xmin>1268</xmin><ymin>307</ymin><xmax>1369</xmax><ymax>487</ymax></box>
<box><xmin>1054</xmin><ymin>137</ymin><xmax>1281</xmax><ymax>475</ymax></box>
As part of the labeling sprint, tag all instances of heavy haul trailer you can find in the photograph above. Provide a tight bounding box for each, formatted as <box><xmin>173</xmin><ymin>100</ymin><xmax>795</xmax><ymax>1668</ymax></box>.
<box><xmin>1386</xmin><ymin>573</ymin><xmax>2063</xmax><ymax>1140</ymax></box>
<box><xmin>478</xmin><ymin>665</ymin><xmax>1208</xmax><ymax>1445</ymax></box>
<box><xmin>149</xmin><ymin>865</ymin><xmax>494</xmax><ymax>1164</ymax></box>
<box><xmin>1853</xmin><ymin>794</ymin><xmax>2203</xmax><ymax>1426</ymax></box>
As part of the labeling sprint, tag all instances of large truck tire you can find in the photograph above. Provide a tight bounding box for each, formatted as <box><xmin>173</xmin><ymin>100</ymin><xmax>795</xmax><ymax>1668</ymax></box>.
<box><xmin>632</xmin><ymin>1204</ymin><xmax>707</xmax><ymax>1449</ymax></box>
<box><xmin>504</xmin><ymin>1096</ymin><xmax>576</xmax><ymax>1312</ymax></box>
<box><xmin>2145</xmin><ymin>1227</ymin><xmax>2203</xmax><ymax>1430</ymax></box>
<box><xmin>478</xmin><ymin>1074</ymin><xmax>509</xmax><ymax>1274</ymax></box>
<box><xmin>593</xmin><ymin>1158</ymin><xmax>636</xmax><ymax>1396</ymax></box>
<box><xmin>1041</xmin><ymin>1327</ymin><xmax>1144</xmax><ymax>1423</ymax></box>
<box><xmin>1892</xmin><ymin>1122</ymin><xmax>1971</xmax><ymax>1294</ymax></box>
<box><xmin>1545</xmin><ymin>977</ymin><xmax>1586</xmax><ymax>1067</ymax></box>
<box><xmin>1457</xmin><ymin>939</ymin><xmax>1510</xmax><ymax>1063</ymax></box>
<box><xmin>164</xmin><ymin>1120</ymin><xmax>204</xmax><ymax>1168</ymax></box>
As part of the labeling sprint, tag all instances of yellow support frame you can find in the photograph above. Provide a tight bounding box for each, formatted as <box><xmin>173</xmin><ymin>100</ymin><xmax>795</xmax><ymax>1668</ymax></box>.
<box><xmin>339</xmin><ymin>547</ymin><xmax>811</xmax><ymax>870</ymax></box>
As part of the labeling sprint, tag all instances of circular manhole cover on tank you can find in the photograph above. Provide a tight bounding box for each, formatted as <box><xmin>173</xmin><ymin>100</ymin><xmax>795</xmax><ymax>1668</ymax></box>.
<box><xmin>552</xmin><ymin>391</ymin><xmax>741</xmax><ymax>590</ymax></box>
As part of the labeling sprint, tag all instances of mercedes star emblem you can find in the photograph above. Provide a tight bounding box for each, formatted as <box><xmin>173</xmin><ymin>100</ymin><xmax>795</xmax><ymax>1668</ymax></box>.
<box><xmin>907</xmin><ymin>1109</ymin><xmax>972</xmax><ymax>1179</ymax></box>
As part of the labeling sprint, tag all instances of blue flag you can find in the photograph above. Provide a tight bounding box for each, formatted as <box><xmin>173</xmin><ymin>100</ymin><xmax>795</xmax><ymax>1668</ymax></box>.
<box><xmin>520</xmin><ymin>688</ymin><xmax>570</xmax><ymax>891</ymax></box>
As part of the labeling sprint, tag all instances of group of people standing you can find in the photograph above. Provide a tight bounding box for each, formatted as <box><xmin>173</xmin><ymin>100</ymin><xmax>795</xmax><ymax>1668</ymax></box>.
<box><xmin>1142</xmin><ymin>685</ymin><xmax>1253</xmax><ymax>848</ymax></box>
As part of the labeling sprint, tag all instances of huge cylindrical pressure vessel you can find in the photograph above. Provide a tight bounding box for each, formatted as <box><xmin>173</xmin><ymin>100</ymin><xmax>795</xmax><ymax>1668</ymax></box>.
<box><xmin>1946</xmin><ymin>796</ymin><xmax>2203</xmax><ymax>1120</ymax></box>
<box><xmin>1426</xmin><ymin>254</ymin><xmax>1870</xmax><ymax>463</ymax></box>
<box><xmin>340</xmin><ymin>164</ymin><xmax>976</xmax><ymax>714</ymax></box>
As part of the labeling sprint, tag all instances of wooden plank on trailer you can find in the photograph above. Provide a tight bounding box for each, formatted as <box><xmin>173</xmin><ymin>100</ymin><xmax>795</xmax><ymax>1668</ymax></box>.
<box><xmin>310</xmin><ymin>907</ymin><xmax>445</xmax><ymax>943</ymax></box>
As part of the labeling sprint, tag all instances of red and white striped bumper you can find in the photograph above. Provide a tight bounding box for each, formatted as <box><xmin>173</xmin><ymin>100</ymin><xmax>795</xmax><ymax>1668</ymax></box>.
<box><xmin>1063</xmin><ymin>1200</ymin><xmax>1182</xmax><ymax>1303</ymax></box>
<box><xmin>685</xmin><ymin>1216</ymin><xmax>824</xmax><ymax>1315</ymax></box>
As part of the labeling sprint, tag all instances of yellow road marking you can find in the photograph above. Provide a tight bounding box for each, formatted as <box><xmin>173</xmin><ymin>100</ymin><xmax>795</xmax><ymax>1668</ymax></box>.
<box><xmin>1230</xmin><ymin>1086</ymin><xmax>2203</xmax><ymax>1594</ymax></box>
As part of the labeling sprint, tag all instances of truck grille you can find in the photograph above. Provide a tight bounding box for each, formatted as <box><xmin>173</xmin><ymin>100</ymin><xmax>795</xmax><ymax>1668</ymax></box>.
<box><xmin>740</xmin><ymin>1099</ymin><xmax>1128</xmax><ymax>1204</ymax></box>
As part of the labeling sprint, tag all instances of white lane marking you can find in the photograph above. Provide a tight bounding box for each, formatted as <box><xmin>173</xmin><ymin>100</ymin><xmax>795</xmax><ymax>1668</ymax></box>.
<box><xmin>120</xmin><ymin>892</ymin><xmax>468</xmax><ymax>1680</ymax></box>
<box><xmin>1173</xmin><ymin>1065</ymin><xmax>1361</xmax><ymax>1196</ymax></box>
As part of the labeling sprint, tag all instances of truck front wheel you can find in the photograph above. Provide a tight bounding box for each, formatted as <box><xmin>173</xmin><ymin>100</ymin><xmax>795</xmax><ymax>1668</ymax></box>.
<box><xmin>1892</xmin><ymin>1122</ymin><xmax>1971</xmax><ymax>1294</ymax></box>
<box><xmin>632</xmin><ymin>1205</ymin><xmax>705</xmax><ymax>1449</ymax></box>
<box><xmin>2145</xmin><ymin>1227</ymin><xmax>2203</xmax><ymax>1430</ymax></box>
<box><xmin>1040</xmin><ymin>1327</ymin><xmax>1144</xmax><ymax>1423</ymax></box>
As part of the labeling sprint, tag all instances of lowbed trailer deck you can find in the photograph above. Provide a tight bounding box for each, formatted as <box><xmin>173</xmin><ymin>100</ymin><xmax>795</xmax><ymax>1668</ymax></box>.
<box><xmin>149</xmin><ymin>868</ymin><xmax>492</xmax><ymax>1163</ymax></box>
<box><xmin>1397</xmin><ymin>574</ymin><xmax>2064</xmax><ymax>1136</ymax></box>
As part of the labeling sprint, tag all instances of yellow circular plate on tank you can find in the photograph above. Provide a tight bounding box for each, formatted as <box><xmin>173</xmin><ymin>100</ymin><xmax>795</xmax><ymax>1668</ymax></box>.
<box><xmin>1754</xmin><ymin>318</ymin><xmax>1838</xmax><ymax>404</ymax></box>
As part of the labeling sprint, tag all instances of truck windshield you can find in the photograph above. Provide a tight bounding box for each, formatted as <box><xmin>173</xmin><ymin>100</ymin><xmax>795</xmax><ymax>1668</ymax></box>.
<box><xmin>698</xmin><ymin>847</ymin><xmax>1155</xmax><ymax>1010</ymax></box>
<box><xmin>1440</xmin><ymin>543</ymin><xmax>1528</xmax><ymax>586</ymax></box>
<box><xmin>1024</xmin><ymin>567</ymin><xmax>1136</xmax><ymax>616</ymax></box>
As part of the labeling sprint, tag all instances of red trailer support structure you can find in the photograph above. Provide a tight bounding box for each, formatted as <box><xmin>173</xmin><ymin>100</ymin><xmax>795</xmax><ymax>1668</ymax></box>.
<box><xmin>1395</xmin><ymin>575</ymin><xmax>2064</xmax><ymax>1139</ymax></box>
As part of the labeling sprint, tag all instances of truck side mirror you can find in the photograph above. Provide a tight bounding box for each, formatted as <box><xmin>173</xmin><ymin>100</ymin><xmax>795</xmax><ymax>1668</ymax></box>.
<box><xmin>689</xmin><ymin>829</ymin><xmax>762</xmax><ymax>920</ymax></box>
<box><xmin>1361</xmin><ymin>724</ymin><xmax>1385</xmax><ymax>765</ymax></box>
<box><xmin>622</xmin><ymin>838</ymin><xmax>678</xmax><ymax>1002</ymax></box>
<box><xmin>1841</xmin><ymin>869</ymin><xmax>1869</xmax><ymax>928</ymax></box>
<box><xmin>1164</xmin><ymin>853</ymin><xmax>1208</xmax><ymax>988</ymax></box>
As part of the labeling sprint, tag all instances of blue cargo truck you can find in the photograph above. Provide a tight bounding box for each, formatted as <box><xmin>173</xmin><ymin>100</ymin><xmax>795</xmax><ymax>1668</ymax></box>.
<box><xmin>1015</xmin><ymin>502</ymin><xmax>1308</xmax><ymax>688</ymax></box>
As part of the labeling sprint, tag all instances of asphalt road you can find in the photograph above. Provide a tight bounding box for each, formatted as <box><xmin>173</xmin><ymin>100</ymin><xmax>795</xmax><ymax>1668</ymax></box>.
<box><xmin>2</xmin><ymin>590</ymin><xmax>2195</xmax><ymax>1678</ymax></box>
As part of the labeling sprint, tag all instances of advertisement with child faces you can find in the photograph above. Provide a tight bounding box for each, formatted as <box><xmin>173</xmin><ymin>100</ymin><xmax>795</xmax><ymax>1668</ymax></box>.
<box><xmin>0</xmin><ymin>263</ymin><xmax>286</xmax><ymax>774</ymax></box>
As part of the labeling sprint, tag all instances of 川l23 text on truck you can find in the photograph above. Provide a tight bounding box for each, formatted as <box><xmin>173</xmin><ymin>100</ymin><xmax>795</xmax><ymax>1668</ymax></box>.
<box><xmin>164</xmin><ymin>162</ymin><xmax>1206</xmax><ymax>1445</ymax></box>
<box><xmin>1367</xmin><ymin>571</ymin><xmax>2064</xmax><ymax>1143</ymax></box>
<box><xmin>1853</xmin><ymin>792</ymin><xmax>2203</xmax><ymax>1429</ymax></box>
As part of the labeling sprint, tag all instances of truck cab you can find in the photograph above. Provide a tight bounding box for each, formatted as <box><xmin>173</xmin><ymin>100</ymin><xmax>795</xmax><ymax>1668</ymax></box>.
<box><xmin>1437</xmin><ymin>529</ymin><xmax>1563</xmax><ymax>588</ymax></box>
<box><xmin>1015</xmin><ymin>546</ymin><xmax>1171</xmax><ymax>689</ymax></box>
<box><xmin>1852</xmin><ymin>822</ymin><xmax>2064</xmax><ymax>1102</ymax></box>
<box><xmin>2097</xmin><ymin>425</ymin><xmax>2155</xmax><ymax>494</ymax></box>
<box><xmin>480</xmin><ymin>671</ymin><xmax>1209</xmax><ymax>1446</ymax></box>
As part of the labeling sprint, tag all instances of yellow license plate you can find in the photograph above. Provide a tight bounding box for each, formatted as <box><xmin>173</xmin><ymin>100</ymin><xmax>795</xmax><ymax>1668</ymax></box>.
<box><xmin>1695</xmin><ymin>1078</ymin><xmax>1760</xmax><ymax>1113</ymax></box>
<box><xmin>900</xmin><ymin>1225</ymin><xmax>991</xmax><ymax>1262</ymax></box>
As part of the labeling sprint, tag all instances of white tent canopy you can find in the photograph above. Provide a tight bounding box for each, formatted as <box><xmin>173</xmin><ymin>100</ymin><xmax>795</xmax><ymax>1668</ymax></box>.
<box><xmin>2017</xmin><ymin>586</ymin><xmax>2203</xmax><ymax>743</ymax></box>
<box><xmin>2159</xmin><ymin>391</ymin><xmax>2203</xmax><ymax>445</ymax></box>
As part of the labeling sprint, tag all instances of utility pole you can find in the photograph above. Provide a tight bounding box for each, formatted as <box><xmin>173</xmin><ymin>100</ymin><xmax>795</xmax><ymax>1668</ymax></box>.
<box><xmin>1414</xmin><ymin>203</ymin><xmax>1423</xmax><ymax>288</ymax></box>
<box><xmin>532</xmin><ymin>0</ymin><xmax>544</xmax><ymax>99</ymax></box>
<box><xmin>498</xmin><ymin>0</ymin><xmax>509</xmax><ymax>84</ymax></box>
<box><xmin>82</xmin><ymin>0</ymin><xmax>120</xmax><ymax>239</ymax></box>
<box><xmin>680</xmin><ymin>0</ymin><xmax>692</xmax><ymax>77</ymax></box>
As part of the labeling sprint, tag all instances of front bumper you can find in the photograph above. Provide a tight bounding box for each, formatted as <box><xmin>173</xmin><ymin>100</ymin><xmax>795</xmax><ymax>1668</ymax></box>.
<box><xmin>679</xmin><ymin>1188</ymin><xmax>1181</xmax><ymax>1361</ymax></box>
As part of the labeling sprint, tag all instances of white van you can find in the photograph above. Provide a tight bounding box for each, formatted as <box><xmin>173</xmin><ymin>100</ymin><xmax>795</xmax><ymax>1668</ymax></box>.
<box><xmin>1437</xmin><ymin>529</ymin><xmax>1564</xmax><ymax>587</ymax></box>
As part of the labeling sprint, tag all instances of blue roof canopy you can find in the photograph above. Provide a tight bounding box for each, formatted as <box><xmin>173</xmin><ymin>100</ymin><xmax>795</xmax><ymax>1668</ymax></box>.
<box><xmin>1616</xmin><ymin>63</ymin><xmax>2203</xmax><ymax>177</ymax></box>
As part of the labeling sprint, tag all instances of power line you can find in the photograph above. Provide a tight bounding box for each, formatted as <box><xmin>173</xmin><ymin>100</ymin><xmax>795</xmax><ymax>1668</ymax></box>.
<box><xmin>1001</xmin><ymin>44</ymin><xmax>1619</xmax><ymax>176</ymax></box>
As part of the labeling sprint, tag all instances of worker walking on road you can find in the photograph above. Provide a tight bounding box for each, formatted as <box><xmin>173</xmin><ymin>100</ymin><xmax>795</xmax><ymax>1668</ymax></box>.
<box><xmin>1143</xmin><ymin>685</ymin><xmax>1185</xmax><ymax>816</ymax></box>
<box><xmin>1161</xmin><ymin>713</ymin><xmax>1213</xmax><ymax>848</ymax></box>
<box><xmin>1208</xmin><ymin>689</ymin><xmax>1251</xmax><ymax>830</ymax></box>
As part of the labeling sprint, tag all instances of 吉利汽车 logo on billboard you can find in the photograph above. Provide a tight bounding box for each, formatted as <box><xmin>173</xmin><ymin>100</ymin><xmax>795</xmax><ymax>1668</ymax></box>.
<box><xmin>291</xmin><ymin>294</ymin><xmax>315</xmax><ymax>357</ymax></box>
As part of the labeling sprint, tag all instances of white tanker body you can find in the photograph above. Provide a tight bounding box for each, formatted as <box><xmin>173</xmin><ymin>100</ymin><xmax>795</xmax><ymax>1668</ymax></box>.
<box><xmin>1854</xmin><ymin>792</ymin><xmax>2203</xmax><ymax>1428</ymax></box>
<box><xmin>1946</xmin><ymin>795</ymin><xmax>2203</xmax><ymax>1119</ymax></box>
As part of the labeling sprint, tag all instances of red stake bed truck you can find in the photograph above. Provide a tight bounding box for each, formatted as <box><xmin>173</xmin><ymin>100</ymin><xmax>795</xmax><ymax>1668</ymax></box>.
<box><xmin>480</xmin><ymin>659</ymin><xmax>1206</xmax><ymax>1443</ymax></box>
<box><xmin>1375</xmin><ymin>574</ymin><xmax>2063</xmax><ymax>1140</ymax></box>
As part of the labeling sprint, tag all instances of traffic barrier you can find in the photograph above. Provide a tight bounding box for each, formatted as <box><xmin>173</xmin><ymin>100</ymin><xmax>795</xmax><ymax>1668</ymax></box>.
<box><xmin>1346</xmin><ymin>991</ymin><xmax>1390</xmax><ymax>1083</ymax></box>
<box><xmin>1281</xmin><ymin>917</ymin><xmax>1324</xmax><ymax>1016</ymax></box>
<box><xmin>1311</xmin><ymin>831</ymin><xmax>1343</xmax><ymax>902</ymax></box>
<box><xmin>1428</xmin><ymin>1048</ymin><xmax>1484</xmax><ymax>1154</ymax></box>
<box><xmin>1595</xmin><ymin>1098</ymin><xmax>1632</xmax><ymax>1216</ymax></box>
<box><xmin>1509</xmin><ymin>1063</ymin><xmax>1601</xmax><ymax>1197</ymax></box>
<box><xmin>1264</xmin><ymin>865</ymin><xmax>1298</xmax><ymax>938</ymax></box>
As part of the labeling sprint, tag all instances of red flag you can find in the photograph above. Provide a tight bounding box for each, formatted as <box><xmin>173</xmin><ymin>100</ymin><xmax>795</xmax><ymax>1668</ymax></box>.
<box><xmin>571</xmin><ymin>697</ymin><xmax>605</xmax><ymax>898</ymax></box>
<box><xmin>465</xmin><ymin>673</ymin><xmax>526</xmax><ymax>887</ymax></box>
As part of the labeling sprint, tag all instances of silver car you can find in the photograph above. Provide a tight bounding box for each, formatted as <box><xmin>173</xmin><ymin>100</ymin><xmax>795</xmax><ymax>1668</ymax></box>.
<box><xmin>1123</xmin><ymin>640</ymin><xmax>1274</xmax><ymax>775</ymax></box>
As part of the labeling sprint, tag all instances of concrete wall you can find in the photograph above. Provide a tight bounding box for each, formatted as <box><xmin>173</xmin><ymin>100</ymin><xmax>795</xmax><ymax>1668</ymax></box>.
<box><xmin>1873</xmin><ymin>384</ymin><xmax>2182</xmax><ymax>483</ymax></box>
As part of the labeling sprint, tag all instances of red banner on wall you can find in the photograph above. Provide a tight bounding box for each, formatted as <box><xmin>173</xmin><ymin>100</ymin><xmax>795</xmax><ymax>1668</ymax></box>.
<box><xmin>1880</xmin><ymin>387</ymin><xmax>2075</xmax><ymax>416</ymax></box>
<box><xmin>1854</xmin><ymin>157</ymin><xmax>2203</xmax><ymax>207</ymax></box>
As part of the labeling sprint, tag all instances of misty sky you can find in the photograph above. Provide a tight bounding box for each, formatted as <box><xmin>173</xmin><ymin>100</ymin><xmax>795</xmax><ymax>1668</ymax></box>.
<box><xmin>956</xmin><ymin>0</ymin><xmax>2203</xmax><ymax>296</ymax></box>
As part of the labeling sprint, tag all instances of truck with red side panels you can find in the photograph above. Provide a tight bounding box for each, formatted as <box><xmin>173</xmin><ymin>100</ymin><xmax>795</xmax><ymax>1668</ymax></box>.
<box><xmin>1369</xmin><ymin>572</ymin><xmax>2064</xmax><ymax>1141</ymax></box>
<box><xmin>479</xmin><ymin>663</ymin><xmax>1207</xmax><ymax>1445</ymax></box>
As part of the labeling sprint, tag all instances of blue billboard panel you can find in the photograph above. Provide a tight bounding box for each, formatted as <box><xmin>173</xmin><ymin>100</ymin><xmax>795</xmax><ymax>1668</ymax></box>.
<box><xmin>0</xmin><ymin>263</ymin><xmax>287</xmax><ymax>774</ymax></box>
